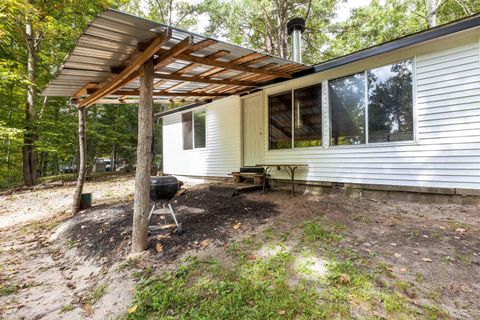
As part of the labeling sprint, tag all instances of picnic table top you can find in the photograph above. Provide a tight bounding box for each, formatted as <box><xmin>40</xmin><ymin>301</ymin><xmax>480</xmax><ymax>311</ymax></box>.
<box><xmin>255</xmin><ymin>164</ymin><xmax>308</xmax><ymax>167</ymax></box>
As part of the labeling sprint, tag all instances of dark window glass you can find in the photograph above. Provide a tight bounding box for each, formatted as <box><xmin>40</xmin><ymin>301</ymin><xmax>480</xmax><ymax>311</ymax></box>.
<box><xmin>182</xmin><ymin>112</ymin><xmax>193</xmax><ymax>150</ymax></box>
<box><xmin>368</xmin><ymin>60</ymin><xmax>413</xmax><ymax>143</ymax></box>
<box><xmin>194</xmin><ymin>110</ymin><xmax>206</xmax><ymax>148</ymax></box>
<box><xmin>329</xmin><ymin>73</ymin><xmax>366</xmax><ymax>145</ymax></box>
<box><xmin>294</xmin><ymin>84</ymin><xmax>322</xmax><ymax>147</ymax></box>
<box><xmin>269</xmin><ymin>92</ymin><xmax>292</xmax><ymax>149</ymax></box>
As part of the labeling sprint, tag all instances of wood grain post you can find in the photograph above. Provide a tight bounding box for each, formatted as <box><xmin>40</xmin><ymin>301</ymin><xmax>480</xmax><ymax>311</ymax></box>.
<box><xmin>73</xmin><ymin>106</ymin><xmax>86</xmax><ymax>213</ymax></box>
<box><xmin>132</xmin><ymin>58</ymin><xmax>154</xmax><ymax>253</ymax></box>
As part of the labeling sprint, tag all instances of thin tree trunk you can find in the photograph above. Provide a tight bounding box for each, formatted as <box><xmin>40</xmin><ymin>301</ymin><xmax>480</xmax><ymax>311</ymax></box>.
<box><xmin>132</xmin><ymin>59</ymin><xmax>154</xmax><ymax>253</ymax></box>
<box><xmin>73</xmin><ymin>107</ymin><xmax>87</xmax><ymax>214</ymax></box>
<box><xmin>426</xmin><ymin>0</ymin><xmax>437</xmax><ymax>27</ymax></box>
<box><xmin>23</xmin><ymin>14</ymin><xmax>38</xmax><ymax>186</ymax></box>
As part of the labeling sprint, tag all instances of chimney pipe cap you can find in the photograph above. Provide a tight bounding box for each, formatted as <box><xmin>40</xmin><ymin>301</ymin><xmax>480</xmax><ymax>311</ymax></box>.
<box><xmin>287</xmin><ymin>18</ymin><xmax>306</xmax><ymax>35</ymax></box>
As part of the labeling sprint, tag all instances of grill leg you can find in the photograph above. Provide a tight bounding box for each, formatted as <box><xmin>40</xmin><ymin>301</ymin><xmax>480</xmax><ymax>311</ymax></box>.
<box><xmin>168</xmin><ymin>203</ymin><xmax>179</xmax><ymax>227</ymax></box>
<box><xmin>148</xmin><ymin>202</ymin><xmax>156</xmax><ymax>222</ymax></box>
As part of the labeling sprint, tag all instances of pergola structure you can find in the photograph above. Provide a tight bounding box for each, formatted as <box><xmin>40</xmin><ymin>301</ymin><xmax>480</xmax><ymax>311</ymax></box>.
<box><xmin>44</xmin><ymin>9</ymin><xmax>308</xmax><ymax>252</ymax></box>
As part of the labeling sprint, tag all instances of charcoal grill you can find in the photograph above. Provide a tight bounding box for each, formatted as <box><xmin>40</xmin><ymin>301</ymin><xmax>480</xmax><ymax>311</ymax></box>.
<box><xmin>148</xmin><ymin>176</ymin><xmax>183</xmax><ymax>234</ymax></box>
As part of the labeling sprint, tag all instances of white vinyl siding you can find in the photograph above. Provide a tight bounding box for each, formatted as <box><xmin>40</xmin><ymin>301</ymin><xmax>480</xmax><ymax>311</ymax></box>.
<box><xmin>263</xmin><ymin>38</ymin><xmax>480</xmax><ymax>190</ymax></box>
<box><xmin>163</xmin><ymin>95</ymin><xmax>242</xmax><ymax>177</ymax></box>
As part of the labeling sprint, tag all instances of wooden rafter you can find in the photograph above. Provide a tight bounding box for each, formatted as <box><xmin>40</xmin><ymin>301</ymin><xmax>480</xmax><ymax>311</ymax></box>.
<box><xmin>175</xmin><ymin>50</ymin><xmax>230</xmax><ymax>75</ymax></box>
<box><xmin>156</xmin><ymin>49</ymin><xmax>293</xmax><ymax>78</ymax></box>
<box><xmin>154</xmin><ymin>35</ymin><xmax>194</xmax><ymax>71</ymax></box>
<box><xmin>109</xmin><ymin>90</ymin><xmax>228</xmax><ymax>97</ymax></box>
<box><xmin>78</xmin><ymin>28</ymin><xmax>172</xmax><ymax>107</ymax></box>
<box><xmin>73</xmin><ymin>82</ymin><xmax>98</xmax><ymax>98</ymax></box>
<box><xmin>153</xmin><ymin>73</ymin><xmax>258</xmax><ymax>87</ymax></box>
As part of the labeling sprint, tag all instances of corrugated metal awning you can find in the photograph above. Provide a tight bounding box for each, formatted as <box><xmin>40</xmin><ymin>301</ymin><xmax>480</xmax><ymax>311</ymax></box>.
<box><xmin>44</xmin><ymin>9</ymin><xmax>309</xmax><ymax>106</ymax></box>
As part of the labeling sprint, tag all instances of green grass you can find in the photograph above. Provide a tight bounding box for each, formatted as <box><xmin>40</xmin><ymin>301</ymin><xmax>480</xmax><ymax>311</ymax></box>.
<box><xmin>124</xmin><ymin>214</ymin><xmax>451</xmax><ymax>319</ymax></box>
<box><xmin>87</xmin><ymin>283</ymin><xmax>108</xmax><ymax>304</ymax></box>
<box><xmin>60</xmin><ymin>304</ymin><xmax>74</xmax><ymax>313</ymax></box>
<box><xmin>0</xmin><ymin>284</ymin><xmax>18</xmax><ymax>296</ymax></box>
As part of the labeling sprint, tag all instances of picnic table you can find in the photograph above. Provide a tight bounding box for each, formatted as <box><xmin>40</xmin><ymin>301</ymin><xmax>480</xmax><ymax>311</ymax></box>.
<box><xmin>255</xmin><ymin>164</ymin><xmax>308</xmax><ymax>196</ymax></box>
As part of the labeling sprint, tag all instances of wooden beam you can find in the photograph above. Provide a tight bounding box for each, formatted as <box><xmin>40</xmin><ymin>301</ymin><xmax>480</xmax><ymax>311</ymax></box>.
<box><xmin>109</xmin><ymin>90</ymin><xmax>228</xmax><ymax>97</ymax></box>
<box><xmin>154</xmin><ymin>72</ymin><xmax>259</xmax><ymax>87</ymax></box>
<box><xmin>153</xmin><ymin>35</ymin><xmax>194</xmax><ymax>71</ymax></box>
<box><xmin>73</xmin><ymin>82</ymin><xmax>98</xmax><ymax>98</ymax></box>
<box><xmin>157</xmin><ymin>50</ymin><xmax>293</xmax><ymax>78</ymax></box>
<box><xmin>186</xmin><ymin>39</ymin><xmax>217</xmax><ymax>53</ymax></box>
<box><xmin>78</xmin><ymin>28</ymin><xmax>172</xmax><ymax>107</ymax></box>
<box><xmin>175</xmin><ymin>50</ymin><xmax>230</xmax><ymax>75</ymax></box>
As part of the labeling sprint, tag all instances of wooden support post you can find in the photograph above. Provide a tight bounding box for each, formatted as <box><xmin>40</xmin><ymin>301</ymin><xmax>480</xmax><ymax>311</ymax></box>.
<box><xmin>132</xmin><ymin>58</ymin><xmax>154</xmax><ymax>253</ymax></box>
<box><xmin>72</xmin><ymin>106</ymin><xmax>86</xmax><ymax>213</ymax></box>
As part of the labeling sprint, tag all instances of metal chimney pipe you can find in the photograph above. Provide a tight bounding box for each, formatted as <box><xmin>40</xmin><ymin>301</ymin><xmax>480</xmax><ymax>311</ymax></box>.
<box><xmin>287</xmin><ymin>18</ymin><xmax>306</xmax><ymax>63</ymax></box>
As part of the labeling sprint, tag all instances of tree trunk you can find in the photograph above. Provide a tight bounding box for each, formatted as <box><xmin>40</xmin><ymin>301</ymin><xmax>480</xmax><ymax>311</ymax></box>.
<box><xmin>132</xmin><ymin>58</ymin><xmax>154</xmax><ymax>253</ymax></box>
<box><xmin>73</xmin><ymin>107</ymin><xmax>87</xmax><ymax>214</ymax></box>
<box><xmin>22</xmin><ymin>16</ymin><xmax>38</xmax><ymax>186</ymax></box>
<box><xmin>426</xmin><ymin>0</ymin><xmax>437</xmax><ymax>27</ymax></box>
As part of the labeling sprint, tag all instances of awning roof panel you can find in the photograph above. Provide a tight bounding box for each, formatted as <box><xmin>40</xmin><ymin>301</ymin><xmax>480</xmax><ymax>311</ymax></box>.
<box><xmin>44</xmin><ymin>9</ymin><xmax>308</xmax><ymax>105</ymax></box>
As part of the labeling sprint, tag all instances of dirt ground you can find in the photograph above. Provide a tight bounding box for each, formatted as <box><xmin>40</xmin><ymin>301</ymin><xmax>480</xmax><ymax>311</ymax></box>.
<box><xmin>0</xmin><ymin>176</ymin><xmax>479</xmax><ymax>319</ymax></box>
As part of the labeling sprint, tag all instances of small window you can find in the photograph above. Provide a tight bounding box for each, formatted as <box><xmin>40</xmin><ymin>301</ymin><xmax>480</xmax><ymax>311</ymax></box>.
<box><xmin>182</xmin><ymin>110</ymin><xmax>206</xmax><ymax>150</ymax></box>
<box><xmin>329</xmin><ymin>73</ymin><xmax>366</xmax><ymax>145</ymax></box>
<box><xmin>269</xmin><ymin>92</ymin><xmax>292</xmax><ymax>149</ymax></box>
<box><xmin>367</xmin><ymin>60</ymin><xmax>413</xmax><ymax>143</ymax></box>
<box><xmin>182</xmin><ymin>112</ymin><xmax>193</xmax><ymax>150</ymax></box>
<box><xmin>194</xmin><ymin>110</ymin><xmax>206</xmax><ymax>148</ymax></box>
<box><xmin>294</xmin><ymin>84</ymin><xmax>322</xmax><ymax>147</ymax></box>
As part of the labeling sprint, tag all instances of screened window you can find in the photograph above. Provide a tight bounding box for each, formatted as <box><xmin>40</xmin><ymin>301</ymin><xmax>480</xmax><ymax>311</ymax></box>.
<box><xmin>182</xmin><ymin>110</ymin><xmax>206</xmax><ymax>150</ymax></box>
<box><xmin>269</xmin><ymin>92</ymin><xmax>292</xmax><ymax>149</ymax></box>
<box><xmin>182</xmin><ymin>112</ymin><xmax>193</xmax><ymax>150</ymax></box>
<box><xmin>329</xmin><ymin>73</ymin><xmax>366</xmax><ymax>145</ymax></box>
<box><xmin>367</xmin><ymin>60</ymin><xmax>413</xmax><ymax>143</ymax></box>
<box><xmin>294</xmin><ymin>84</ymin><xmax>322</xmax><ymax>147</ymax></box>
<box><xmin>194</xmin><ymin>110</ymin><xmax>206</xmax><ymax>148</ymax></box>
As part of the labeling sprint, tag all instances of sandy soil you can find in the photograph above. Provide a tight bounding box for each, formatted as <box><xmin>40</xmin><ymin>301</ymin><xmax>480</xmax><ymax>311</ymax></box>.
<box><xmin>0</xmin><ymin>177</ymin><xmax>479</xmax><ymax>319</ymax></box>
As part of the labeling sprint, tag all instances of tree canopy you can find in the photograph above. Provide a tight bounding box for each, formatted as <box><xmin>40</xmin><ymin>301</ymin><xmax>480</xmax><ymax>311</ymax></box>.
<box><xmin>0</xmin><ymin>0</ymin><xmax>478</xmax><ymax>189</ymax></box>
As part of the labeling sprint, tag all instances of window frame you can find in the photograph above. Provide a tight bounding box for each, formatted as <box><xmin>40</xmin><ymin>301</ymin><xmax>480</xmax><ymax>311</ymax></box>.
<box><xmin>182</xmin><ymin>109</ymin><xmax>207</xmax><ymax>151</ymax></box>
<box><xmin>267</xmin><ymin>84</ymin><xmax>324</xmax><ymax>151</ymax></box>
<box><xmin>327</xmin><ymin>57</ymin><xmax>417</xmax><ymax>149</ymax></box>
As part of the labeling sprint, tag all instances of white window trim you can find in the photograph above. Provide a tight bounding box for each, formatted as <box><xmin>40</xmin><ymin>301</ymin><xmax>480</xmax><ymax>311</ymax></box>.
<box><xmin>182</xmin><ymin>109</ymin><xmax>207</xmax><ymax>151</ymax></box>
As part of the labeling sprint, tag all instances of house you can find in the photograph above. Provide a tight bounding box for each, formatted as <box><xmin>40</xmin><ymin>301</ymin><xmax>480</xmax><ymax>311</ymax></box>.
<box><xmin>158</xmin><ymin>14</ymin><xmax>480</xmax><ymax>196</ymax></box>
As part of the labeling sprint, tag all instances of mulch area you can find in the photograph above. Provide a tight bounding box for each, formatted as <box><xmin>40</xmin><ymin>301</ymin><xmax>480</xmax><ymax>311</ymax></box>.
<box><xmin>60</xmin><ymin>186</ymin><xmax>279</xmax><ymax>260</ymax></box>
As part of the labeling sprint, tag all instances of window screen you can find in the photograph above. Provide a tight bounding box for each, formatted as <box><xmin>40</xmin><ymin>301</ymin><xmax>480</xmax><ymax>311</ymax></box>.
<box><xmin>294</xmin><ymin>84</ymin><xmax>322</xmax><ymax>147</ymax></box>
<box><xmin>194</xmin><ymin>110</ymin><xmax>206</xmax><ymax>148</ymax></box>
<box><xmin>329</xmin><ymin>73</ymin><xmax>366</xmax><ymax>145</ymax></box>
<box><xmin>368</xmin><ymin>60</ymin><xmax>413</xmax><ymax>143</ymax></box>
<box><xmin>269</xmin><ymin>92</ymin><xmax>292</xmax><ymax>149</ymax></box>
<box><xmin>182</xmin><ymin>112</ymin><xmax>193</xmax><ymax>150</ymax></box>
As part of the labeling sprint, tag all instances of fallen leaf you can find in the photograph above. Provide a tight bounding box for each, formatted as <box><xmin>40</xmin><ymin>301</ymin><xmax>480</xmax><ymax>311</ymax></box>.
<box><xmin>278</xmin><ymin>310</ymin><xmax>286</xmax><ymax>315</ymax></box>
<box><xmin>460</xmin><ymin>285</ymin><xmax>473</xmax><ymax>293</ymax></box>
<box><xmin>127</xmin><ymin>305</ymin><xmax>138</xmax><ymax>314</ymax></box>
<box><xmin>455</xmin><ymin>228</ymin><xmax>466</xmax><ymax>233</ymax></box>
<box><xmin>247</xmin><ymin>255</ymin><xmax>256</xmax><ymax>260</ymax></box>
<box><xmin>201</xmin><ymin>239</ymin><xmax>209</xmax><ymax>248</ymax></box>
<box><xmin>84</xmin><ymin>303</ymin><xmax>92</xmax><ymax>314</ymax></box>
<box><xmin>390</xmin><ymin>243</ymin><xmax>397</xmax><ymax>247</ymax></box>
<box><xmin>155</xmin><ymin>243</ymin><xmax>163</xmax><ymax>253</ymax></box>
<box><xmin>422</xmin><ymin>258</ymin><xmax>432</xmax><ymax>262</ymax></box>
<box><xmin>394</xmin><ymin>252</ymin><xmax>402</xmax><ymax>258</ymax></box>
<box><xmin>400</xmin><ymin>268</ymin><xmax>407</xmax><ymax>273</ymax></box>
<box><xmin>233</xmin><ymin>222</ymin><xmax>241</xmax><ymax>230</ymax></box>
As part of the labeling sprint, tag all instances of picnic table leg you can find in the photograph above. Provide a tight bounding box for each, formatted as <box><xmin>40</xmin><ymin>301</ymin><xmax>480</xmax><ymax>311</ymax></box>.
<box><xmin>290</xmin><ymin>166</ymin><xmax>297</xmax><ymax>196</ymax></box>
<box><xmin>262</xmin><ymin>166</ymin><xmax>270</xmax><ymax>194</ymax></box>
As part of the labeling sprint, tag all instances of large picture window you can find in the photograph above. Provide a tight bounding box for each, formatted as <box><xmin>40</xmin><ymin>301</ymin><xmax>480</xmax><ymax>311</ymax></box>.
<box><xmin>329</xmin><ymin>73</ymin><xmax>366</xmax><ymax>145</ymax></box>
<box><xmin>329</xmin><ymin>59</ymin><xmax>413</xmax><ymax>146</ymax></box>
<box><xmin>269</xmin><ymin>92</ymin><xmax>292</xmax><ymax>149</ymax></box>
<box><xmin>182</xmin><ymin>110</ymin><xmax>206</xmax><ymax>150</ymax></box>
<box><xmin>367</xmin><ymin>60</ymin><xmax>413</xmax><ymax>142</ymax></box>
<box><xmin>294</xmin><ymin>84</ymin><xmax>322</xmax><ymax>147</ymax></box>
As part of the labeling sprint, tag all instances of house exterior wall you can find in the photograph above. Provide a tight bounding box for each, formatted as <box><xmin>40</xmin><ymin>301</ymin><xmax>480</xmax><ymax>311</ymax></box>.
<box><xmin>162</xmin><ymin>95</ymin><xmax>242</xmax><ymax>177</ymax></box>
<box><xmin>260</xmin><ymin>29</ymin><xmax>480</xmax><ymax>190</ymax></box>
<box><xmin>162</xmin><ymin>28</ymin><xmax>480</xmax><ymax>190</ymax></box>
